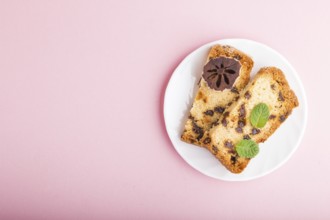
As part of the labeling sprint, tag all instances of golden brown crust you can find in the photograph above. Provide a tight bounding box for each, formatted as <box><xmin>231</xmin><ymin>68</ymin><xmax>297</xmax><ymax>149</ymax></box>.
<box><xmin>181</xmin><ymin>45</ymin><xmax>254</xmax><ymax>147</ymax></box>
<box><xmin>209</xmin><ymin>67</ymin><xmax>299</xmax><ymax>173</ymax></box>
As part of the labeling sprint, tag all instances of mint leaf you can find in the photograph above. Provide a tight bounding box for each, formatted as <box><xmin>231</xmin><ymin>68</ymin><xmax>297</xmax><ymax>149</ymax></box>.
<box><xmin>235</xmin><ymin>139</ymin><xmax>259</xmax><ymax>158</ymax></box>
<box><xmin>250</xmin><ymin>103</ymin><xmax>269</xmax><ymax>128</ymax></box>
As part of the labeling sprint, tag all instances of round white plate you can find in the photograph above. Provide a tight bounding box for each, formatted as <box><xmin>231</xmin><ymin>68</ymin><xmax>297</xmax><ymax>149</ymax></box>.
<box><xmin>163</xmin><ymin>39</ymin><xmax>307</xmax><ymax>181</ymax></box>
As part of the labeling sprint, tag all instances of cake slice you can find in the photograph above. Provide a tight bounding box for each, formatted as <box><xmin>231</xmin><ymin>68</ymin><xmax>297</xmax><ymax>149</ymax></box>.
<box><xmin>207</xmin><ymin>67</ymin><xmax>299</xmax><ymax>173</ymax></box>
<box><xmin>181</xmin><ymin>45</ymin><xmax>254</xmax><ymax>147</ymax></box>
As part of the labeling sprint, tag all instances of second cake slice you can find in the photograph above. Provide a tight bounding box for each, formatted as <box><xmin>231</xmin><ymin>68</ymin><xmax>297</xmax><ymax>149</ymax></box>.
<box><xmin>207</xmin><ymin>67</ymin><xmax>299</xmax><ymax>173</ymax></box>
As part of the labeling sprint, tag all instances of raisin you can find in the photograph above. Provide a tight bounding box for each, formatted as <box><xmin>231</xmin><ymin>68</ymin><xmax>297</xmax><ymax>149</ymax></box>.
<box><xmin>204</xmin><ymin>110</ymin><xmax>214</xmax><ymax>116</ymax></box>
<box><xmin>238</xmin><ymin>120</ymin><xmax>245</xmax><ymax>128</ymax></box>
<box><xmin>203</xmin><ymin>137</ymin><xmax>211</xmax><ymax>144</ymax></box>
<box><xmin>224</xmin><ymin>140</ymin><xmax>234</xmax><ymax>149</ymax></box>
<box><xmin>278</xmin><ymin>92</ymin><xmax>285</xmax><ymax>101</ymax></box>
<box><xmin>192</xmin><ymin>121</ymin><xmax>204</xmax><ymax>140</ymax></box>
<box><xmin>251</xmin><ymin>128</ymin><xmax>260</xmax><ymax>135</ymax></box>
<box><xmin>243</xmin><ymin>135</ymin><xmax>251</xmax><ymax>140</ymax></box>
<box><xmin>239</xmin><ymin>104</ymin><xmax>246</xmax><ymax>118</ymax></box>
<box><xmin>269</xmin><ymin>115</ymin><xmax>276</xmax><ymax>120</ymax></box>
<box><xmin>221</xmin><ymin>119</ymin><xmax>228</xmax><ymax>127</ymax></box>
<box><xmin>212</xmin><ymin>145</ymin><xmax>219</xmax><ymax>154</ymax></box>
<box><xmin>235</xmin><ymin>127</ymin><xmax>243</xmax><ymax>133</ymax></box>
<box><xmin>221</xmin><ymin>112</ymin><xmax>229</xmax><ymax>127</ymax></box>
<box><xmin>230</xmin><ymin>155</ymin><xmax>237</xmax><ymax>164</ymax></box>
<box><xmin>244</xmin><ymin>91</ymin><xmax>251</xmax><ymax>99</ymax></box>
<box><xmin>214</xmin><ymin>106</ymin><xmax>225</xmax><ymax>114</ymax></box>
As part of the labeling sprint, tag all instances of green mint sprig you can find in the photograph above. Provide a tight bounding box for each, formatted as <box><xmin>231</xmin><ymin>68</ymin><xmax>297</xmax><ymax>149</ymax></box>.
<box><xmin>250</xmin><ymin>103</ymin><xmax>270</xmax><ymax>128</ymax></box>
<box><xmin>235</xmin><ymin>139</ymin><xmax>259</xmax><ymax>158</ymax></box>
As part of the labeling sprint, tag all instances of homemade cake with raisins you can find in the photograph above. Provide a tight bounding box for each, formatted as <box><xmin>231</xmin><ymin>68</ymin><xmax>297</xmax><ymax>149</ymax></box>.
<box><xmin>181</xmin><ymin>45</ymin><xmax>254</xmax><ymax>147</ymax></box>
<box><xmin>207</xmin><ymin>67</ymin><xmax>299</xmax><ymax>173</ymax></box>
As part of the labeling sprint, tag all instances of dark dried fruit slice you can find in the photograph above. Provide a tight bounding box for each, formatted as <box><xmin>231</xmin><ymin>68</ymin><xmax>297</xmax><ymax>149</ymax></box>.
<box><xmin>203</xmin><ymin>57</ymin><xmax>241</xmax><ymax>91</ymax></box>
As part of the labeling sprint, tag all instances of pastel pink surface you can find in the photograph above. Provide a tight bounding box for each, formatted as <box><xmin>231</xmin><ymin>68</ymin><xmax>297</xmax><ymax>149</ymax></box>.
<box><xmin>0</xmin><ymin>1</ymin><xmax>327</xmax><ymax>219</ymax></box>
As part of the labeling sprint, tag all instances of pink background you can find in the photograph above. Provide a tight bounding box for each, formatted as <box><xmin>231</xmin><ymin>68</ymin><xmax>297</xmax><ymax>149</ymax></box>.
<box><xmin>0</xmin><ymin>0</ymin><xmax>328</xmax><ymax>219</ymax></box>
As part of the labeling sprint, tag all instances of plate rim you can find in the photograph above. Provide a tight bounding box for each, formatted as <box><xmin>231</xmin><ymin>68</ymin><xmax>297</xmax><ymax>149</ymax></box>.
<box><xmin>163</xmin><ymin>38</ymin><xmax>308</xmax><ymax>181</ymax></box>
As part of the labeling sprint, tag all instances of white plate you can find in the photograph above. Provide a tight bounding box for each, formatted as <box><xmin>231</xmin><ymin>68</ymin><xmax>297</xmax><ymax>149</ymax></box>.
<box><xmin>163</xmin><ymin>39</ymin><xmax>308</xmax><ymax>181</ymax></box>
